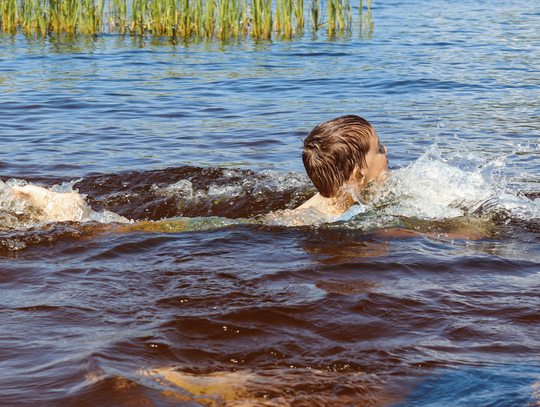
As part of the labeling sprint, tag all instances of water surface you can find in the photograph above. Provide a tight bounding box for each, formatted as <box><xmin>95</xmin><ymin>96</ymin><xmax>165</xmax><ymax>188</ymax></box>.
<box><xmin>1</xmin><ymin>0</ymin><xmax>540</xmax><ymax>405</ymax></box>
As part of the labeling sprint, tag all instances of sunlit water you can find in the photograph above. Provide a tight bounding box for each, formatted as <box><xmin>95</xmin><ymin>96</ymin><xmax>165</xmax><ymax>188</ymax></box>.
<box><xmin>1</xmin><ymin>0</ymin><xmax>540</xmax><ymax>405</ymax></box>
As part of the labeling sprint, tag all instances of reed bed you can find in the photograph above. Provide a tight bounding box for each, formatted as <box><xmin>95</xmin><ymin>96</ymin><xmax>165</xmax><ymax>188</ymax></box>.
<box><xmin>0</xmin><ymin>0</ymin><xmax>373</xmax><ymax>38</ymax></box>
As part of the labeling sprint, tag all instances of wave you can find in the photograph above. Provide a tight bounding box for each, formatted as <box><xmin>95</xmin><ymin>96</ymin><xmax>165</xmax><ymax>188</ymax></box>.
<box><xmin>0</xmin><ymin>144</ymin><xmax>538</xmax><ymax>250</ymax></box>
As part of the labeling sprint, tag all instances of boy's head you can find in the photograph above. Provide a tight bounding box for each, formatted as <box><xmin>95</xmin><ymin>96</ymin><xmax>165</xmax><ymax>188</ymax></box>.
<box><xmin>302</xmin><ymin>115</ymin><xmax>387</xmax><ymax>198</ymax></box>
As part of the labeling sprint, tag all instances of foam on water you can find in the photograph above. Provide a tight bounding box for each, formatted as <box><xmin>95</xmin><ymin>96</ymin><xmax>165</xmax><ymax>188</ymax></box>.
<box><xmin>339</xmin><ymin>144</ymin><xmax>539</xmax><ymax>225</ymax></box>
<box><xmin>152</xmin><ymin>179</ymin><xmax>194</xmax><ymax>198</ymax></box>
<box><xmin>380</xmin><ymin>144</ymin><xmax>504</xmax><ymax>220</ymax></box>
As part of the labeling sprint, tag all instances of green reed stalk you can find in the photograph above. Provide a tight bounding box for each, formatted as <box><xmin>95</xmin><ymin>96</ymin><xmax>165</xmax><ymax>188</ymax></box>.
<box><xmin>49</xmin><ymin>0</ymin><xmax>61</xmax><ymax>32</ymax></box>
<box><xmin>130</xmin><ymin>0</ymin><xmax>139</xmax><ymax>32</ymax></box>
<box><xmin>97</xmin><ymin>0</ymin><xmax>104</xmax><ymax>33</ymax></box>
<box><xmin>113</xmin><ymin>0</ymin><xmax>127</xmax><ymax>33</ymax></box>
<box><xmin>216</xmin><ymin>0</ymin><xmax>229</xmax><ymax>39</ymax></box>
<box><xmin>262</xmin><ymin>0</ymin><xmax>270</xmax><ymax>37</ymax></box>
<box><xmin>365</xmin><ymin>0</ymin><xmax>372</xmax><ymax>32</ymax></box>
<box><xmin>191</xmin><ymin>0</ymin><xmax>200</xmax><ymax>35</ymax></box>
<box><xmin>308</xmin><ymin>0</ymin><xmax>319</xmax><ymax>30</ymax></box>
<box><xmin>106</xmin><ymin>0</ymin><xmax>111</xmax><ymax>31</ymax></box>
<box><xmin>140</xmin><ymin>0</ymin><xmax>148</xmax><ymax>34</ymax></box>
<box><xmin>155</xmin><ymin>0</ymin><xmax>168</xmax><ymax>35</ymax></box>
<box><xmin>358</xmin><ymin>0</ymin><xmax>361</xmax><ymax>30</ymax></box>
<box><xmin>230</xmin><ymin>0</ymin><xmax>240</xmax><ymax>36</ymax></box>
<box><xmin>56</xmin><ymin>0</ymin><xmax>79</xmax><ymax>33</ymax></box>
<box><xmin>158</xmin><ymin>0</ymin><xmax>175</xmax><ymax>36</ymax></box>
<box><xmin>345</xmin><ymin>0</ymin><xmax>351</xmax><ymax>28</ymax></box>
<box><xmin>191</xmin><ymin>0</ymin><xmax>201</xmax><ymax>35</ymax></box>
<box><xmin>293</xmin><ymin>0</ymin><xmax>302</xmax><ymax>28</ymax></box>
<box><xmin>83</xmin><ymin>0</ymin><xmax>90</xmax><ymax>33</ymax></box>
<box><xmin>97</xmin><ymin>0</ymin><xmax>105</xmax><ymax>33</ymax></box>
<box><xmin>20</xmin><ymin>0</ymin><xmax>34</xmax><ymax>33</ymax></box>
<box><xmin>109</xmin><ymin>0</ymin><xmax>127</xmax><ymax>34</ymax></box>
<box><xmin>80</xmin><ymin>0</ymin><xmax>87</xmax><ymax>33</ymax></box>
<box><xmin>178</xmin><ymin>0</ymin><xmax>186</xmax><ymax>36</ymax></box>
<box><xmin>335</xmin><ymin>0</ymin><xmax>343</xmax><ymax>30</ymax></box>
<box><xmin>20</xmin><ymin>0</ymin><xmax>29</xmax><ymax>32</ymax></box>
<box><xmin>64</xmin><ymin>0</ymin><xmax>80</xmax><ymax>33</ymax></box>
<box><xmin>238</xmin><ymin>0</ymin><xmax>248</xmax><ymax>36</ymax></box>
<box><xmin>1</xmin><ymin>0</ymin><xmax>18</xmax><ymax>32</ymax></box>
<box><xmin>32</xmin><ymin>0</ymin><xmax>47</xmax><ymax>35</ymax></box>
<box><xmin>48</xmin><ymin>0</ymin><xmax>59</xmax><ymax>31</ymax></box>
<box><xmin>249</xmin><ymin>0</ymin><xmax>259</xmax><ymax>37</ymax></box>
<box><xmin>180</xmin><ymin>0</ymin><xmax>193</xmax><ymax>38</ymax></box>
<box><xmin>242</xmin><ymin>0</ymin><xmax>248</xmax><ymax>35</ymax></box>
<box><xmin>149</xmin><ymin>0</ymin><xmax>161</xmax><ymax>34</ymax></box>
<box><xmin>168</xmin><ymin>0</ymin><xmax>175</xmax><ymax>35</ymax></box>
<box><xmin>39</xmin><ymin>0</ymin><xmax>47</xmax><ymax>34</ymax></box>
<box><xmin>202</xmin><ymin>0</ymin><xmax>214</xmax><ymax>36</ymax></box>
<box><xmin>325</xmin><ymin>0</ymin><xmax>352</xmax><ymax>36</ymax></box>
<box><xmin>227</xmin><ymin>0</ymin><xmax>238</xmax><ymax>37</ymax></box>
<box><xmin>280</xmin><ymin>0</ymin><xmax>291</xmax><ymax>37</ymax></box>
<box><xmin>335</xmin><ymin>0</ymin><xmax>350</xmax><ymax>30</ymax></box>
<box><xmin>272</xmin><ymin>0</ymin><xmax>279</xmax><ymax>33</ymax></box>
<box><xmin>258</xmin><ymin>0</ymin><xmax>264</xmax><ymax>37</ymax></box>
<box><xmin>172</xmin><ymin>0</ymin><xmax>179</xmax><ymax>35</ymax></box>
<box><xmin>327</xmin><ymin>0</ymin><xmax>334</xmax><ymax>34</ymax></box>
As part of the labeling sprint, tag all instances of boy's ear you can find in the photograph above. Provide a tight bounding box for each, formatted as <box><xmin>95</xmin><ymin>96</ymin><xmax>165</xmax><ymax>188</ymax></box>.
<box><xmin>350</xmin><ymin>165</ymin><xmax>364</xmax><ymax>183</ymax></box>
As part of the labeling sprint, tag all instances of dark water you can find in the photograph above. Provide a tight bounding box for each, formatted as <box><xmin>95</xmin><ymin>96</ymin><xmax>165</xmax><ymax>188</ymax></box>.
<box><xmin>1</xmin><ymin>0</ymin><xmax>540</xmax><ymax>405</ymax></box>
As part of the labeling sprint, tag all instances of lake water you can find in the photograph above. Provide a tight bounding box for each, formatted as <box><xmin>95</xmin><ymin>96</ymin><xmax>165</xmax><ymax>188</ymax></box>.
<box><xmin>1</xmin><ymin>0</ymin><xmax>540</xmax><ymax>405</ymax></box>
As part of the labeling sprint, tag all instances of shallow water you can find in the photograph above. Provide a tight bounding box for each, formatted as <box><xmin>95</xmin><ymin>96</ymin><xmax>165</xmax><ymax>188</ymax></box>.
<box><xmin>1</xmin><ymin>0</ymin><xmax>540</xmax><ymax>405</ymax></box>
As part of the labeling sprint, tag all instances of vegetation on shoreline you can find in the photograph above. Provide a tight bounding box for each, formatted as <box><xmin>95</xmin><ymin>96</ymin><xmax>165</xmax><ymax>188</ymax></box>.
<box><xmin>0</xmin><ymin>0</ymin><xmax>372</xmax><ymax>38</ymax></box>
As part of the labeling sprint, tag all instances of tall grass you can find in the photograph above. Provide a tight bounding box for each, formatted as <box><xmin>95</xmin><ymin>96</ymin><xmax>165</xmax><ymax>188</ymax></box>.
<box><xmin>1</xmin><ymin>0</ymin><xmax>370</xmax><ymax>38</ymax></box>
<box><xmin>20</xmin><ymin>0</ymin><xmax>46</xmax><ymax>35</ymax></box>
<box><xmin>1</xmin><ymin>0</ymin><xmax>18</xmax><ymax>32</ymax></box>
<box><xmin>308</xmin><ymin>0</ymin><xmax>320</xmax><ymax>31</ymax></box>
<box><xmin>327</xmin><ymin>0</ymin><xmax>351</xmax><ymax>35</ymax></box>
<box><xmin>359</xmin><ymin>0</ymin><xmax>372</xmax><ymax>34</ymax></box>
<box><xmin>110</xmin><ymin>0</ymin><xmax>128</xmax><ymax>33</ymax></box>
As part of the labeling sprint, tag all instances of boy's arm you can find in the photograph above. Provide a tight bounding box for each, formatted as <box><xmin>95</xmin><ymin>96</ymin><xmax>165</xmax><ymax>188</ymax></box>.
<box><xmin>12</xmin><ymin>184</ymin><xmax>89</xmax><ymax>222</ymax></box>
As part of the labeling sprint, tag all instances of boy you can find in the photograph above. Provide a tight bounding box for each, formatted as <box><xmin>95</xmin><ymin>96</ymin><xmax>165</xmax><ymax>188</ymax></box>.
<box><xmin>11</xmin><ymin>115</ymin><xmax>388</xmax><ymax>222</ymax></box>
<box><xmin>298</xmin><ymin>115</ymin><xmax>388</xmax><ymax>217</ymax></box>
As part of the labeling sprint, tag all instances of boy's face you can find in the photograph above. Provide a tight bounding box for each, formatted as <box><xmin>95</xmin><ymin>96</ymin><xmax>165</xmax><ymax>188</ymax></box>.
<box><xmin>357</xmin><ymin>131</ymin><xmax>388</xmax><ymax>187</ymax></box>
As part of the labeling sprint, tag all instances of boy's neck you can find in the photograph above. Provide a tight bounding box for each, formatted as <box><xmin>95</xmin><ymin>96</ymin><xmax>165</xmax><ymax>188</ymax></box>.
<box><xmin>298</xmin><ymin>191</ymin><xmax>355</xmax><ymax>217</ymax></box>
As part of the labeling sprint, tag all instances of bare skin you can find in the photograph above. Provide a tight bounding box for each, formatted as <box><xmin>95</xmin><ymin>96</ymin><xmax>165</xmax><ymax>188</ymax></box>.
<box><xmin>12</xmin><ymin>184</ymin><xmax>89</xmax><ymax>222</ymax></box>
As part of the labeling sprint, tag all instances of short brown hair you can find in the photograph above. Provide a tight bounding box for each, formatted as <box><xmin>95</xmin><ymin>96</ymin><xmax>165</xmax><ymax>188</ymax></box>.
<box><xmin>302</xmin><ymin>115</ymin><xmax>375</xmax><ymax>198</ymax></box>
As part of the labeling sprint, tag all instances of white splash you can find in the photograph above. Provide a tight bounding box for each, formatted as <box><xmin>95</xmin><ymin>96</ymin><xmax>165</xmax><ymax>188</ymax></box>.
<box><xmin>364</xmin><ymin>144</ymin><xmax>540</xmax><ymax>223</ymax></box>
<box><xmin>152</xmin><ymin>179</ymin><xmax>193</xmax><ymax>198</ymax></box>
<box><xmin>382</xmin><ymin>145</ymin><xmax>498</xmax><ymax>219</ymax></box>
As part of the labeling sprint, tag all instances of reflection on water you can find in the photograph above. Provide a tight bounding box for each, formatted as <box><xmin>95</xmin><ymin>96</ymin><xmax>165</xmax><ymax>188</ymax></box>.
<box><xmin>137</xmin><ymin>367</ymin><xmax>392</xmax><ymax>406</ymax></box>
<box><xmin>396</xmin><ymin>365</ymin><xmax>540</xmax><ymax>407</ymax></box>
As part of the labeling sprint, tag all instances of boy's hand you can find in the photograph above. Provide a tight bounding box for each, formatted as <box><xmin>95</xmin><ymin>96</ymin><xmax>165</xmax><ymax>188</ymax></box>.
<box><xmin>12</xmin><ymin>184</ymin><xmax>88</xmax><ymax>222</ymax></box>
<box><xmin>12</xmin><ymin>185</ymin><xmax>52</xmax><ymax>208</ymax></box>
